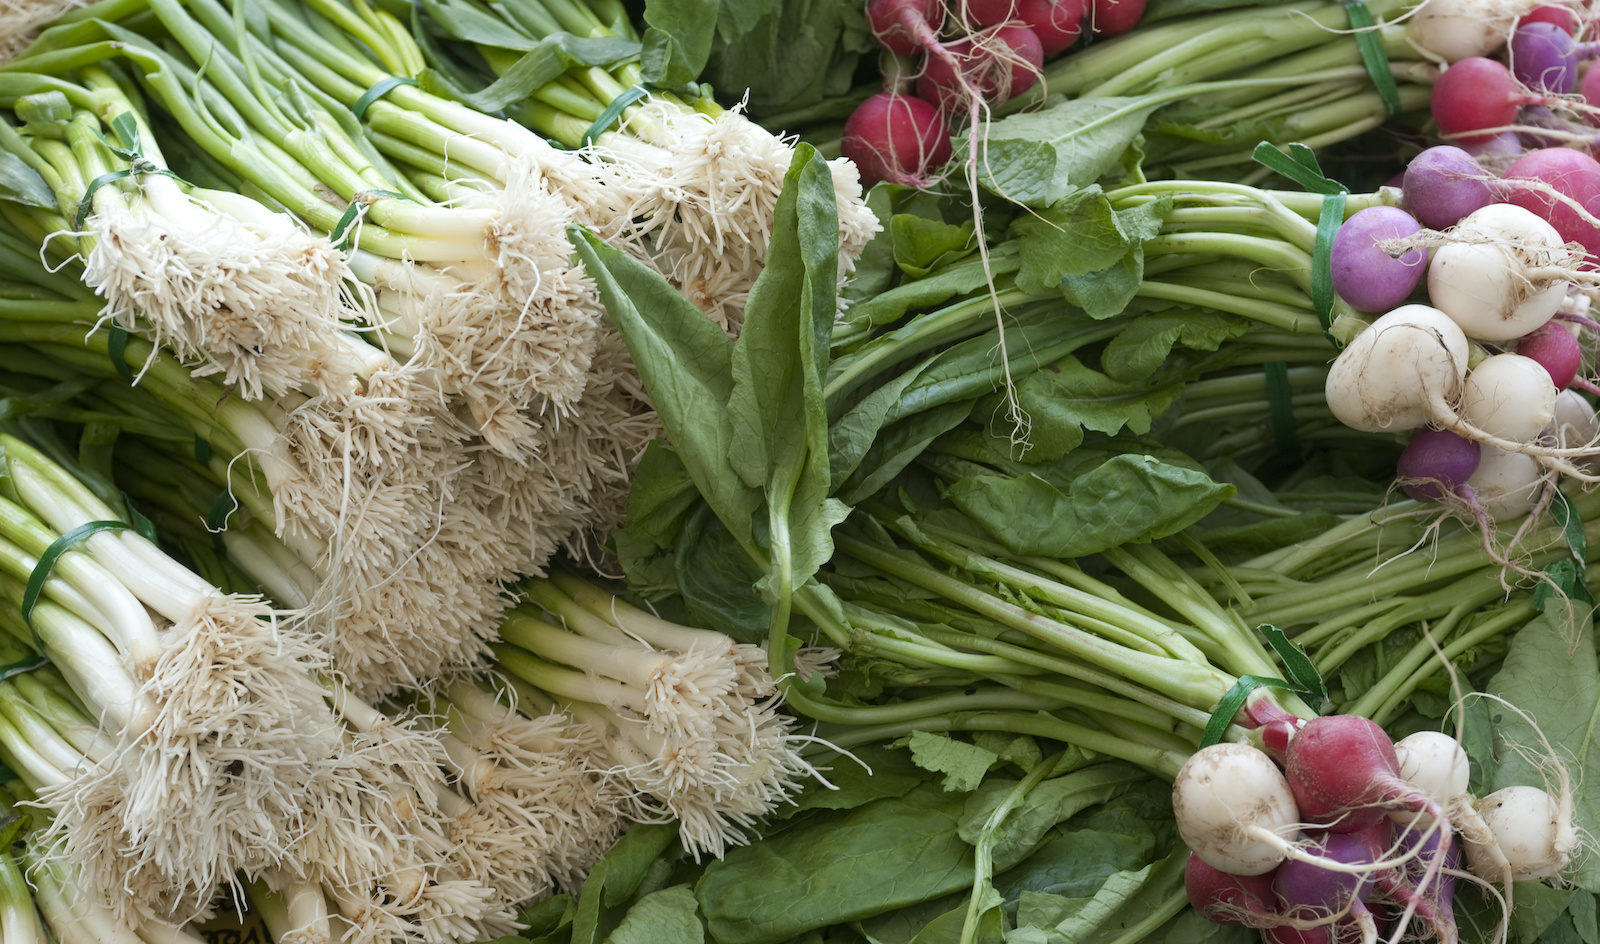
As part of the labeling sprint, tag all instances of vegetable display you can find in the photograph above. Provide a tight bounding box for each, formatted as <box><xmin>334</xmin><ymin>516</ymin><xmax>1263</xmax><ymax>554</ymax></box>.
<box><xmin>0</xmin><ymin>0</ymin><xmax>1597</xmax><ymax>941</ymax></box>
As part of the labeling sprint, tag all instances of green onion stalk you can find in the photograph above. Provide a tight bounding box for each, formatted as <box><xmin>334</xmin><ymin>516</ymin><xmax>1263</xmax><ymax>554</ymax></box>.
<box><xmin>0</xmin><ymin>70</ymin><xmax>372</xmax><ymax>403</ymax></box>
<box><xmin>1011</xmin><ymin>0</ymin><xmax>1438</xmax><ymax>179</ymax></box>
<box><xmin>306</xmin><ymin>0</ymin><xmax>880</xmax><ymax>330</ymax></box>
<box><xmin>0</xmin><ymin>438</ymin><xmax>347</xmax><ymax>927</ymax></box>
<box><xmin>487</xmin><ymin>574</ymin><xmax>831</xmax><ymax>861</ymax></box>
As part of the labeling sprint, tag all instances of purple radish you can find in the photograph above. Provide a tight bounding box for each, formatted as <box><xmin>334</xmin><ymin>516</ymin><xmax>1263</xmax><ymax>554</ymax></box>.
<box><xmin>1185</xmin><ymin>854</ymin><xmax>1283</xmax><ymax>926</ymax></box>
<box><xmin>1397</xmin><ymin>428</ymin><xmax>1481</xmax><ymax>502</ymax></box>
<box><xmin>1517</xmin><ymin>321</ymin><xmax>1583</xmax><ymax>389</ymax></box>
<box><xmin>1510</xmin><ymin>21</ymin><xmax>1579</xmax><ymax>93</ymax></box>
<box><xmin>1284</xmin><ymin>716</ymin><xmax>1449</xmax><ymax>834</ymax></box>
<box><xmin>842</xmin><ymin>92</ymin><xmax>953</xmax><ymax>188</ymax></box>
<box><xmin>1402</xmin><ymin>146</ymin><xmax>1495</xmax><ymax>229</ymax></box>
<box><xmin>1461</xmin><ymin>131</ymin><xmax>1524</xmax><ymax>166</ymax></box>
<box><xmin>1519</xmin><ymin>5</ymin><xmax>1582</xmax><ymax>34</ymax></box>
<box><xmin>1330</xmin><ymin>207</ymin><xmax>1427</xmax><ymax>311</ymax></box>
<box><xmin>1273</xmin><ymin>831</ymin><xmax>1380</xmax><ymax>943</ymax></box>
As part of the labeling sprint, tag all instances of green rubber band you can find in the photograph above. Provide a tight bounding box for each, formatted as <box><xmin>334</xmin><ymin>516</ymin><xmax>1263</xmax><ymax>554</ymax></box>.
<box><xmin>580</xmin><ymin>85</ymin><xmax>649</xmax><ymax>149</ymax></box>
<box><xmin>0</xmin><ymin>656</ymin><xmax>47</xmax><ymax>679</ymax></box>
<box><xmin>1313</xmin><ymin>191</ymin><xmax>1347</xmax><ymax>344</ymax></box>
<box><xmin>1200</xmin><ymin>675</ymin><xmax>1293</xmax><ymax>748</ymax></box>
<box><xmin>21</xmin><ymin>520</ymin><xmax>129</xmax><ymax>632</ymax></box>
<box><xmin>193</xmin><ymin>435</ymin><xmax>211</xmax><ymax>466</ymax></box>
<box><xmin>330</xmin><ymin>202</ymin><xmax>364</xmax><ymax>251</ymax></box>
<box><xmin>1341</xmin><ymin>0</ymin><xmax>1403</xmax><ymax>117</ymax></box>
<box><xmin>125</xmin><ymin>499</ymin><xmax>156</xmax><ymax>544</ymax></box>
<box><xmin>105</xmin><ymin>324</ymin><xmax>133</xmax><ymax>384</ymax></box>
<box><xmin>205</xmin><ymin>490</ymin><xmax>237</xmax><ymax>533</ymax></box>
<box><xmin>1263</xmin><ymin>361</ymin><xmax>1298</xmax><ymax>456</ymax></box>
<box><xmin>352</xmin><ymin>76</ymin><xmax>418</xmax><ymax>121</ymax></box>
<box><xmin>72</xmin><ymin>169</ymin><xmax>130</xmax><ymax>231</ymax></box>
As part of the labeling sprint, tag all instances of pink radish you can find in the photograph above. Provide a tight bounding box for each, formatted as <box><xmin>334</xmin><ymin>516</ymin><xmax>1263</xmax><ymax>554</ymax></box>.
<box><xmin>842</xmin><ymin>92</ymin><xmax>954</xmax><ymax>187</ymax></box>
<box><xmin>1089</xmin><ymin>0</ymin><xmax>1145</xmax><ymax>35</ymax></box>
<box><xmin>868</xmin><ymin>0</ymin><xmax>946</xmax><ymax>55</ymax></box>
<box><xmin>1519</xmin><ymin>4</ymin><xmax>1582</xmax><ymax>33</ymax></box>
<box><xmin>1502</xmin><ymin>148</ymin><xmax>1600</xmax><ymax>266</ymax></box>
<box><xmin>1431</xmin><ymin>58</ymin><xmax>1530</xmax><ymax>144</ymax></box>
<box><xmin>1517</xmin><ymin>320</ymin><xmax>1584</xmax><ymax>388</ymax></box>
<box><xmin>1185</xmin><ymin>854</ymin><xmax>1283</xmax><ymax>926</ymax></box>
<box><xmin>1017</xmin><ymin>0</ymin><xmax>1086</xmax><ymax>54</ymax></box>
<box><xmin>1283</xmin><ymin>716</ymin><xmax>1449</xmax><ymax>834</ymax></box>
<box><xmin>917</xmin><ymin>24</ymin><xmax>1045</xmax><ymax>111</ymax></box>
<box><xmin>958</xmin><ymin>0</ymin><xmax>1018</xmax><ymax>28</ymax></box>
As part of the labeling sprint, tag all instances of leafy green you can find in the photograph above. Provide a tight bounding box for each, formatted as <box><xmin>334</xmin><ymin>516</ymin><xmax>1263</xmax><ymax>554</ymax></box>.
<box><xmin>569</xmin><ymin>824</ymin><xmax>680</xmax><ymax>944</ymax></box>
<box><xmin>695</xmin><ymin>784</ymin><xmax>977</xmax><ymax>944</ymax></box>
<box><xmin>1007</xmin><ymin>848</ymin><xmax>1189</xmax><ymax>944</ymax></box>
<box><xmin>943</xmin><ymin>453</ymin><xmax>1233</xmax><ymax>558</ymax></box>
<box><xmin>1012</xmin><ymin>188</ymin><xmax>1167</xmax><ymax>299</ymax></box>
<box><xmin>605</xmin><ymin>885</ymin><xmax>704</xmax><ymax>944</ymax></box>
<box><xmin>959</xmin><ymin>763</ymin><xmax>1146</xmax><ymax>872</ymax></box>
<box><xmin>892</xmin><ymin>215</ymin><xmax>975</xmax><ymax>279</ymax></box>
<box><xmin>970</xmin><ymin>99</ymin><xmax>1163</xmax><ymax>206</ymax></box>
<box><xmin>1101</xmin><ymin>311</ymin><xmax>1251</xmax><ymax>382</ymax></box>
<box><xmin>904</xmin><ymin>731</ymin><xmax>1000</xmax><ymax>792</ymax></box>
<box><xmin>673</xmin><ymin>503</ymin><xmax>770</xmax><ymax>643</ymax></box>
<box><xmin>978</xmin><ymin>355</ymin><xmax>1184</xmax><ymax>462</ymax></box>
<box><xmin>1485</xmin><ymin>602</ymin><xmax>1600</xmax><ymax>892</ymax></box>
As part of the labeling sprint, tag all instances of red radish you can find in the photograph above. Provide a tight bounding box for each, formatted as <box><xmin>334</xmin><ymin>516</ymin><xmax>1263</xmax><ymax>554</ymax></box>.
<box><xmin>842</xmin><ymin>92</ymin><xmax>954</xmax><ymax>187</ymax></box>
<box><xmin>868</xmin><ymin>0</ymin><xmax>946</xmax><ymax>55</ymax></box>
<box><xmin>1431</xmin><ymin>58</ymin><xmax>1543</xmax><ymax>143</ymax></box>
<box><xmin>1517</xmin><ymin>320</ymin><xmax>1584</xmax><ymax>388</ymax></box>
<box><xmin>1519</xmin><ymin>4</ymin><xmax>1582</xmax><ymax>33</ymax></box>
<box><xmin>1502</xmin><ymin>147</ymin><xmax>1600</xmax><ymax>265</ymax></box>
<box><xmin>1283</xmin><ymin>716</ymin><xmax>1448</xmax><ymax>834</ymax></box>
<box><xmin>1089</xmin><ymin>0</ymin><xmax>1145</xmax><ymax>35</ymax></box>
<box><xmin>1184</xmin><ymin>854</ymin><xmax>1282</xmax><ymax>926</ymax></box>
<box><xmin>1585</xmin><ymin>61</ymin><xmax>1600</xmax><ymax>109</ymax></box>
<box><xmin>958</xmin><ymin>0</ymin><xmax>1018</xmax><ymax>27</ymax></box>
<box><xmin>916</xmin><ymin>24</ymin><xmax>1045</xmax><ymax>111</ymax></box>
<box><xmin>1016</xmin><ymin>0</ymin><xmax>1086</xmax><ymax>54</ymax></box>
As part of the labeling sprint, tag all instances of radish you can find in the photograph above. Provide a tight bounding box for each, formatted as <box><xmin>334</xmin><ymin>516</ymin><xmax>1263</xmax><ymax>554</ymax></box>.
<box><xmin>1172</xmin><ymin>743</ymin><xmax>1303</xmax><ymax>876</ymax></box>
<box><xmin>1502</xmin><ymin>148</ymin><xmax>1600</xmax><ymax>265</ymax></box>
<box><xmin>1396</xmin><ymin>428</ymin><xmax>1482</xmax><ymax>501</ymax></box>
<box><xmin>868</xmin><ymin>0</ymin><xmax>946</xmax><ymax>55</ymax></box>
<box><xmin>1330</xmin><ymin>208</ymin><xmax>1427</xmax><ymax>312</ymax></box>
<box><xmin>1185</xmin><ymin>854</ymin><xmax>1283</xmax><ymax>926</ymax></box>
<box><xmin>1431</xmin><ymin>58</ymin><xmax>1538</xmax><ymax>143</ymax></box>
<box><xmin>1461</xmin><ymin>353</ymin><xmax>1559</xmax><ymax>443</ymax></box>
<box><xmin>1426</xmin><ymin>202</ymin><xmax>1570</xmax><ymax>341</ymax></box>
<box><xmin>1391</xmin><ymin>732</ymin><xmax>1471</xmax><ymax>827</ymax></box>
<box><xmin>1262</xmin><ymin>926</ymin><xmax>1333</xmax><ymax>944</ymax></box>
<box><xmin>1324</xmin><ymin>305</ymin><xmax>1469</xmax><ymax>433</ymax></box>
<box><xmin>1016</xmin><ymin>0</ymin><xmax>1085</xmax><ymax>54</ymax></box>
<box><xmin>1089</xmin><ymin>0</ymin><xmax>1145</xmax><ymax>35</ymax></box>
<box><xmin>1585</xmin><ymin>61</ymin><xmax>1600</xmax><ymax>109</ymax></box>
<box><xmin>842</xmin><ymin>92</ymin><xmax>954</xmax><ymax>188</ymax></box>
<box><xmin>1462</xmin><ymin>445</ymin><xmax>1546</xmax><ymax>520</ymax></box>
<box><xmin>1410</xmin><ymin>0</ymin><xmax>1533</xmax><ymax>62</ymax></box>
<box><xmin>1283</xmin><ymin>716</ymin><xmax>1448</xmax><ymax>833</ymax></box>
<box><xmin>1519</xmin><ymin>4</ymin><xmax>1582</xmax><ymax>33</ymax></box>
<box><xmin>959</xmin><ymin>0</ymin><xmax>1019</xmax><ymax>28</ymax></box>
<box><xmin>917</xmin><ymin>25</ymin><xmax>1045</xmax><ymax>112</ymax></box>
<box><xmin>1462</xmin><ymin>131</ymin><xmax>1525</xmax><ymax>167</ymax></box>
<box><xmin>1464</xmin><ymin>784</ymin><xmax>1576</xmax><ymax>880</ymax></box>
<box><xmin>1517</xmin><ymin>320</ymin><xmax>1584</xmax><ymax>388</ymax></box>
<box><xmin>1273</xmin><ymin>831</ymin><xmax>1380</xmax><ymax>943</ymax></box>
<box><xmin>1553</xmin><ymin>388</ymin><xmax>1600</xmax><ymax>452</ymax></box>
<box><xmin>1509</xmin><ymin>21</ymin><xmax>1579</xmax><ymax>92</ymax></box>
<box><xmin>1401</xmin><ymin>146</ymin><xmax>1496</xmax><ymax>230</ymax></box>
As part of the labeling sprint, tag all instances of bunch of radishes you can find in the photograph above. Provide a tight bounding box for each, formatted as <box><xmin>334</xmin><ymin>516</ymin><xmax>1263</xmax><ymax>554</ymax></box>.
<box><xmin>842</xmin><ymin>0</ymin><xmax>1144</xmax><ymax>187</ymax></box>
<box><xmin>1178</xmin><ymin>719</ymin><xmax>1574</xmax><ymax>942</ymax></box>
<box><xmin>1324</xmin><ymin>142</ymin><xmax>1600</xmax><ymax>526</ymax></box>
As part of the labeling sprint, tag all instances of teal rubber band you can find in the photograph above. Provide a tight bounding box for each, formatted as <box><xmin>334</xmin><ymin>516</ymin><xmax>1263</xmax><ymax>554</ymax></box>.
<box><xmin>105</xmin><ymin>324</ymin><xmax>133</xmax><ymax>383</ymax></box>
<box><xmin>352</xmin><ymin>76</ymin><xmax>418</xmax><ymax>121</ymax></box>
<box><xmin>72</xmin><ymin>169</ymin><xmax>131</xmax><ymax>231</ymax></box>
<box><xmin>21</xmin><ymin>520</ymin><xmax>129</xmax><ymax>633</ymax></box>
<box><xmin>1313</xmin><ymin>191</ymin><xmax>1347</xmax><ymax>345</ymax></box>
<box><xmin>330</xmin><ymin>202</ymin><xmax>364</xmax><ymax>251</ymax></box>
<box><xmin>1263</xmin><ymin>361</ymin><xmax>1298</xmax><ymax>457</ymax></box>
<box><xmin>580</xmin><ymin>85</ymin><xmax>649</xmax><ymax>148</ymax></box>
<box><xmin>205</xmin><ymin>490</ymin><xmax>237</xmax><ymax>533</ymax></box>
<box><xmin>1200</xmin><ymin>675</ymin><xmax>1293</xmax><ymax>748</ymax></box>
<box><xmin>1341</xmin><ymin>0</ymin><xmax>1403</xmax><ymax>117</ymax></box>
<box><xmin>0</xmin><ymin>656</ymin><xmax>47</xmax><ymax>679</ymax></box>
<box><xmin>193</xmin><ymin>435</ymin><xmax>211</xmax><ymax>466</ymax></box>
<box><xmin>125</xmin><ymin>499</ymin><xmax>156</xmax><ymax>544</ymax></box>
<box><xmin>1258</xmin><ymin>623</ymin><xmax>1329</xmax><ymax>709</ymax></box>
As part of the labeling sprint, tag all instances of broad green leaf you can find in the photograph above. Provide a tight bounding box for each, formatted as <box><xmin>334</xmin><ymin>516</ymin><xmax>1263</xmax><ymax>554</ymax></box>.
<box><xmin>570</xmin><ymin>227</ymin><xmax>759</xmax><ymax>548</ymax></box>
<box><xmin>960</xmin><ymin>764</ymin><xmax>1147</xmax><ymax>872</ymax></box>
<box><xmin>1007</xmin><ymin>848</ymin><xmax>1188</xmax><ymax>944</ymax></box>
<box><xmin>945</xmin><ymin>455</ymin><xmax>1232</xmax><ymax>558</ymax></box>
<box><xmin>1060</xmin><ymin>251</ymin><xmax>1144</xmax><ymax>320</ymax></box>
<box><xmin>971</xmin><ymin>732</ymin><xmax>1043</xmax><ymax>773</ymax></box>
<box><xmin>1512</xmin><ymin>884</ymin><xmax>1578</xmax><ymax>943</ymax></box>
<box><xmin>836</xmin><ymin>400</ymin><xmax>970</xmax><ymax>504</ymax></box>
<box><xmin>696</xmin><ymin>784</ymin><xmax>976</xmax><ymax>944</ymax></box>
<box><xmin>841</xmin><ymin>186</ymin><xmax>898</xmax><ymax>309</ymax></box>
<box><xmin>571</xmin><ymin>824</ymin><xmax>680</xmax><ymax>944</ymax></box>
<box><xmin>784</xmin><ymin>742</ymin><xmax>930</xmax><ymax>816</ymax></box>
<box><xmin>993</xmin><ymin>828</ymin><xmax>1156</xmax><ymax>905</ymax></box>
<box><xmin>674</xmin><ymin>503</ymin><xmax>769</xmax><ymax>644</ymax></box>
<box><xmin>620</xmin><ymin>441</ymin><xmax>700</xmax><ymax>552</ymax></box>
<box><xmin>986</xmin><ymin>355</ymin><xmax>1184</xmax><ymax>462</ymax></box>
<box><xmin>1485</xmin><ymin>605</ymin><xmax>1600</xmax><ymax>892</ymax></box>
<box><xmin>970</xmin><ymin>98</ymin><xmax>1162</xmax><ymax>206</ymax></box>
<box><xmin>1012</xmin><ymin>188</ymin><xmax>1166</xmax><ymax>296</ymax></box>
<box><xmin>640</xmin><ymin>0</ymin><xmax>718</xmax><ymax>86</ymax></box>
<box><xmin>605</xmin><ymin>885</ymin><xmax>703</xmax><ymax>944</ymax></box>
<box><xmin>1101</xmin><ymin>311</ymin><xmax>1251</xmax><ymax>382</ymax></box>
<box><xmin>906</xmin><ymin>730</ymin><xmax>999</xmax><ymax>792</ymax></box>
<box><xmin>830</xmin><ymin>256</ymin><xmax>1021</xmax><ymax>357</ymax></box>
<box><xmin>0</xmin><ymin>154</ymin><xmax>57</xmax><ymax>209</ymax></box>
<box><xmin>892</xmin><ymin>214</ymin><xmax>974</xmax><ymax>279</ymax></box>
<box><xmin>701</xmin><ymin>0</ymin><xmax>871</xmax><ymax>114</ymax></box>
<box><xmin>1134</xmin><ymin>909</ymin><xmax>1258</xmax><ymax>944</ymax></box>
<box><xmin>419</xmin><ymin>35</ymin><xmax>641</xmax><ymax>111</ymax></box>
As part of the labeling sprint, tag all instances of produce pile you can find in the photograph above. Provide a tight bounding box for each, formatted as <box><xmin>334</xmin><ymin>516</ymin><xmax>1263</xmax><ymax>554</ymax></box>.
<box><xmin>0</xmin><ymin>0</ymin><xmax>1595</xmax><ymax>941</ymax></box>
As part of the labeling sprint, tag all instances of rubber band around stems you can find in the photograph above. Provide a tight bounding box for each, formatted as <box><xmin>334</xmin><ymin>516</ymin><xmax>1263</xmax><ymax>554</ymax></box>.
<box><xmin>1250</xmin><ymin>142</ymin><xmax>1346</xmax><ymax>345</ymax></box>
<box><xmin>1340</xmin><ymin>0</ymin><xmax>1403</xmax><ymax>117</ymax></box>
<box><xmin>1263</xmin><ymin>361</ymin><xmax>1299</xmax><ymax>457</ymax></box>
<box><xmin>1200</xmin><ymin>675</ymin><xmax>1294</xmax><ymax>747</ymax></box>
<box><xmin>21</xmin><ymin>521</ymin><xmax>134</xmax><ymax>650</ymax></box>
<box><xmin>579</xmin><ymin>85</ymin><xmax>650</xmax><ymax>149</ymax></box>
<box><xmin>352</xmin><ymin>76</ymin><xmax>418</xmax><ymax>121</ymax></box>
